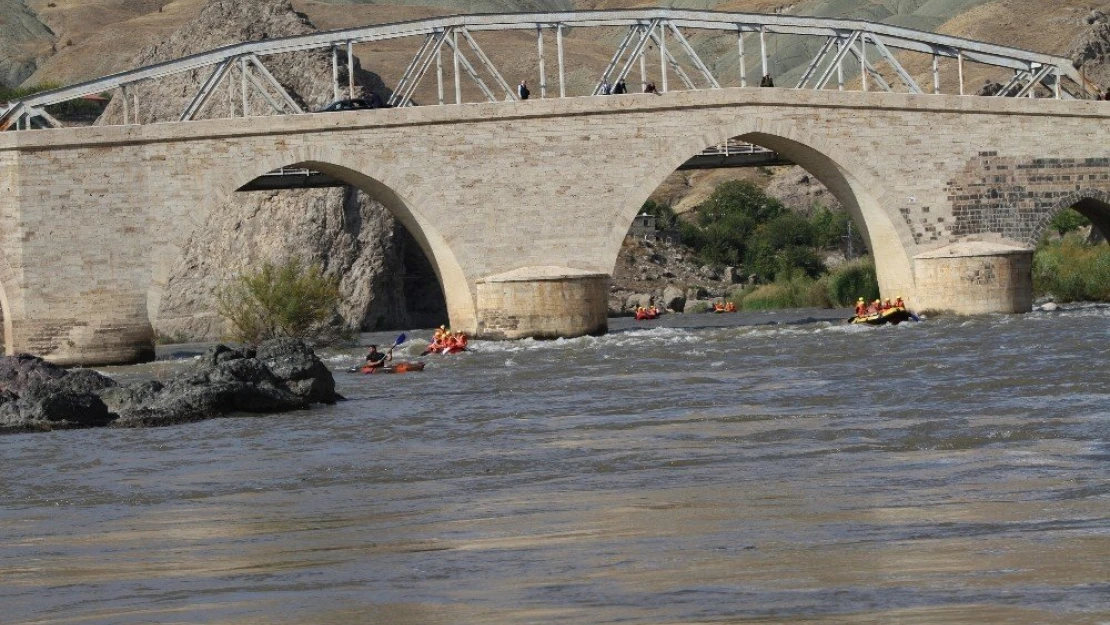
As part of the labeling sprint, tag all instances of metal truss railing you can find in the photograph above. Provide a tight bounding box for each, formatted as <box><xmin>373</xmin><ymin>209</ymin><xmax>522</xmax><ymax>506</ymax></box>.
<box><xmin>0</xmin><ymin>8</ymin><xmax>1095</xmax><ymax>131</ymax></box>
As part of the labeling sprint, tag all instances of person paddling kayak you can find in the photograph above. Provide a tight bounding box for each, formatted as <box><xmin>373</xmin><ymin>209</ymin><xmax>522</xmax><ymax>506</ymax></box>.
<box><xmin>364</xmin><ymin>344</ymin><xmax>391</xmax><ymax>370</ymax></box>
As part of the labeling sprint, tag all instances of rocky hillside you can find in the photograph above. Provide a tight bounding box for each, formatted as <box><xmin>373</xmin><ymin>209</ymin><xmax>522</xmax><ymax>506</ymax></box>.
<box><xmin>0</xmin><ymin>0</ymin><xmax>54</xmax><ymax>88</ymax></box>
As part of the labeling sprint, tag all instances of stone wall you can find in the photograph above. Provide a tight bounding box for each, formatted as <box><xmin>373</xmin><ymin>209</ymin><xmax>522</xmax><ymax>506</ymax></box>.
<box><xmin>943</xmin><ymin>155</ymin><xmax>1110</xmax><ymax>245</ymax></box>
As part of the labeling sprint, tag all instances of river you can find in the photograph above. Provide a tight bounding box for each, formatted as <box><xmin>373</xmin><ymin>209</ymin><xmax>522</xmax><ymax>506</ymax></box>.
<box><xmin>1</xmin><ymin>307</ymin><xmax>1108</xmax><ymax>624</ymax></box>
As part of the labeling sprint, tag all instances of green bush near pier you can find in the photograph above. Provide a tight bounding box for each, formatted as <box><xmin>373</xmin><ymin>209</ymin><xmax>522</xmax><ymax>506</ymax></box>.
<box><xmin>217</xmin><ymin>258</ymin><xmax>348</xmax><ymax>346</ymax></box>
<box><xmin>1033</xmin><ymin>234</ymin><xmax>1110</xmax><ymax>302</ymax></box>
<box><xmin>726</xmin><ymin>259</ymin><xmax>880</xmax><ymax>311</ymax></box>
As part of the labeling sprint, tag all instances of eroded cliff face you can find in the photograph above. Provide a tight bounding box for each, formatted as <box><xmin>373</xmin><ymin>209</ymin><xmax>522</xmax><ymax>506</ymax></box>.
<box><xmin>94</xmin><ymin>0</ymin><xmax>445</xmax><ymax>341</ymax></box>
<box><xmin>0</xmin><ymin>0</ymin><xmax>54</xmax><ymax>89</ymax></box>
<box><xmin>1069</xmin><ymin>10</ymin><xmax>1110</xmax><ymax>91</ymax></box>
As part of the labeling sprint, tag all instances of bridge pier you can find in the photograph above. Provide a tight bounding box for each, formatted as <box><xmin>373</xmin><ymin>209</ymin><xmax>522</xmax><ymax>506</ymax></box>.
<box><xmin>9</xmin><ymin>303</ymin><xmax>156</xmax><ymax>367</ymax></box>
<box><xmin>473</xmin><ymin>268</ymin><xmax>609</xmax><ymax>340</ymax></box>
<box><xmin>912</xmin><ymin>243</ymin><xmax>1034</xmax><ymax>315</ymax></box>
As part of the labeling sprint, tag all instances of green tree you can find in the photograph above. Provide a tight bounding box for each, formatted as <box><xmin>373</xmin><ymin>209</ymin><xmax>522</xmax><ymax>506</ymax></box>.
<box><xmin>217</xmin><ymin>258</ymin><xmax>347</xmax><ymax>346</ymax></box>
<box><xmin>826</xmin><ymin>259</ymin><xmax>881</xmax><ymax>306</ymax></box>
<box><xmin>743</xmin><ymin>214</ymin><xmax>824</xmax><ymax>280</ymax></box>
<box><xmin>684</xmin><ymin>181</ymin><xmax>785</xmax><ymax>266</ymax></box>
<box><xmin>639</xmin><ymin>200</ymin><xmax>679</xmax><ymax>230</ymax></box>
<box><xmin>1048</xmin><ymin>208</ymin><xmax>1091</xmax><ymax>237</ymax></box>
<box><xmin>696</xmin><ymin>180</ymin><xmax>785</xmax><ymax>226</ymax></box>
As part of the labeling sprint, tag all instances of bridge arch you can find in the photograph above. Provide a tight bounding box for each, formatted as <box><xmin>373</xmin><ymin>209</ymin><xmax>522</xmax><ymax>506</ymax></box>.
<box><xmin>608</xmin><ymin>119</ymin><xmax>917</xmax><ymax>298</ymax></box>
<box><xmin>1029</xmin><ymin>189</ymin><xmax>1110</xmax><ymax>246</ymax></box>
<box><xmin>149</xmin><ymin>147</ymin><xmax>475</xmax><ymax>336</ymax></box>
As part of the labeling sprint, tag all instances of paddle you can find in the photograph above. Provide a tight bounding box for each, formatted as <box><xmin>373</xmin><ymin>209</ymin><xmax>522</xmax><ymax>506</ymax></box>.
<box><xmin>348</xmin><ymin>333</ymin><xmax>407</xmax><ymax>372</ymax></box>
<box><xmin>387</xmin><ymin>332</ymin><xmax>407</xmax><ymax>357</ymax></box>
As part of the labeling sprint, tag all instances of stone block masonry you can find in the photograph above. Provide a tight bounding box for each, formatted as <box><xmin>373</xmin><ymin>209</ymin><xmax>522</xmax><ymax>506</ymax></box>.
<box><xmin>1</xmin><ymin>88</ymin><xmax>1108</xmax><ymax>364</ymax></box>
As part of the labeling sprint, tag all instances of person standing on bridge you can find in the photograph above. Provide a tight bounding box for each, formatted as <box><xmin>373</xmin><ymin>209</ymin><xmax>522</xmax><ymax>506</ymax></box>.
<box><xmin>760</xmin><ymin>74</ymin><xmax>775</xmax><ymax>87</ymax></box>
<box><xmin>645</xmin><ymin>81</ymin><xmax>661</xmax><ymax>95</ymax></box>
<box><xmin>518</xmin><ymin>80</ymin><xmax>530</xmax><ymax>100</ymax></box>
<box><xmin>600</xmin><ymin>80</ymin><xmax>612</xmax><ymax>95</ymax></box>
<box><xmin>613</xmin><ymin>79</ymin><xmax>628</xmax><ymax>95</ymax></box>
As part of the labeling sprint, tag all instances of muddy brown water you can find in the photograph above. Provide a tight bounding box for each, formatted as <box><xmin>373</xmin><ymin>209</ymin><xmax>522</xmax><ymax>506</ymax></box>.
<box><xmin>1</xmin><ymin>307</ymin><xmax>1108</xmax><ymax>624</ymax></box>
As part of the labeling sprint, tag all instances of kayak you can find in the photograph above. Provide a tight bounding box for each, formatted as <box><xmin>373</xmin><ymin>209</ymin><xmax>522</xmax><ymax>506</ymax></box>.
<box><xmin>849</xmin><ymin>307</ymin><xmax>917</xmax><ymax>326</ymax></box>
<box><xmin>635</xmin><ymin>311</ymin><xmax>661</xmax><ymax>320</ymax></box>
<box><xmin>351</xmin><ymin>361</ymin><xmax>426</xmax><ymax>374</ymax></box>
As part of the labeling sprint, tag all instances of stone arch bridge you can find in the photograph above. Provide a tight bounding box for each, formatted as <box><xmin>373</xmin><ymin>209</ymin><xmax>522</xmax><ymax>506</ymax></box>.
<box><xmin>2</xmin><ymin>87</ymin><xmax>1108</xmax><ymax>365</ymax></box>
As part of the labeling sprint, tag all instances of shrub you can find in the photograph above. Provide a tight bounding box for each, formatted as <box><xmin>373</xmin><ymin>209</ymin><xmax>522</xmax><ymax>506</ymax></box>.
<box><xmin>762</xmin><ymin>212</ymin><xmax>815</xmax><ymax>248</ymax></box>
<box><xmin>217</xmin><ymin>258</ymin><xmax>348</xmax><ymax>346</ymax></box>
<box><xmin>1047</xmin><ymin>208</ymin><xmax>1090</xmax><ymax>237</ymax></box>
<box><xmin>808</xmin><ymin>207</ymin><xmax>866</xmax><ymax>253</ymax></box>
<box><xmin>640</xmin><ymin>200</ymin><xmax>679</xmax><ymax>230</ymax></box>
<box><xmin>826</xmin><ymin>258</ymin><xmax>880</xmax><ymax>307</ymax></box>
<box><xmin>697</xmin><ymin>180</ymin><xmax>785</xmax><ymax>226</ymax></box>
<box><xmin>730</xmin><ymin>274</ymin><xmax>832</xmax><ymax>310</ymax></box>
<box><xmin>1033</xmin><ymin>235</ymin><xmax>1110</xmax><ymax>302</ymax></box>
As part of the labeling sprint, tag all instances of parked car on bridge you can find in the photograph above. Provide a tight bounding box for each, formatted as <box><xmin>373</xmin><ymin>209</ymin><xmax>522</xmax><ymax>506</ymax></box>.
<box><xmin>317</xmin><ymin>95</ymin><xmax>390</xmax><ymax>112</ymax></box>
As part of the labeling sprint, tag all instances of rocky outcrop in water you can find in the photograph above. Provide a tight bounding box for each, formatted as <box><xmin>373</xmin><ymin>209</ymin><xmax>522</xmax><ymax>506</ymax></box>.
<box><xmin>0</xmin><ymin>355</ymin><xmax>115</xmax><ymax>432</ymax></box>
<box><xmin>0</xmin><ymin>340</ymin><xmax>338</xmax><ymax>434</ymax></box>
<box><xmin>96</xmin><ymin>0</ymin><xmax>446</xmax><ymax>341</ymax></box>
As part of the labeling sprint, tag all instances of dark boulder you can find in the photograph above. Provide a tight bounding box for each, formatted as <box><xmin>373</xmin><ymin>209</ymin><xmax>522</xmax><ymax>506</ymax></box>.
<box><xmin>199</xmin><ymin>349</ymin><xmax>309</xmax><ymax>412</ymax></box>
<box><xmin>55</xmin><ymin>368</ymin><xmax>119</xmax><ymax>394</ymax></box>
<box><xmin>0</xmin><ymin>353</ymin><xmax>67</xmax><ymax>395</ymax></box>
<box><xmin>108</xmin><ymin>344</ymin><xmax>311</xmax><ymax>428</ymax></box>
<box><xmin>98</xmin><ymin>380</ymin><xmax>165</xmax><ymax>414</ymax></box>
<box><xmin>110</xmin><ymin>381</ymin><xmax>239</xmax><ymax>428</ymax></box>
<box><xmin>0</xmin><ymin>378</ymin><xmax>114</xmax><ymax>433</ymax></box>
<box><xmin>197</xmin><ymin>344</ymin><xmax>248</xmax><ymax>369</ymax></box>
<box><xmin>2</xmin><ymin>344</ymin><xmax>330</xmax><ymax>433</ymax></box>
<box><xmin>206</xmin><ymin>356</ymin><xmax>284</xmax><ymax>388</ymax></box>
<box><xmin>0</xmin><ymin>355</ymin><xmax>116</xmax><ymax>432</ymax></box>
<box><xmin>256</xmin><ymin>338</ymin><xmax>338</xmax><ymax>404</ymax></box>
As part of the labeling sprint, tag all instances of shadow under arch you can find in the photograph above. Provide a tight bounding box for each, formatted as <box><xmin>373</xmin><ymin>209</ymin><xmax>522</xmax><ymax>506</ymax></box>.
<box><xmin>606</xmin><ymin>124</ymin><xmax>917</xmax><ymax>298</ymax></box>
<box><xmin>1029</xmin><ymin>189</ymin><xmax>1110</xmax><ymax>246</ymax></box>
<box><xmin>148</xmin><ymin>152</ymin><xmax>476</xmax><ymax>335</ymax></box>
